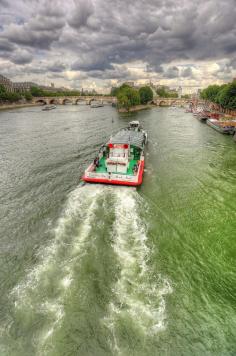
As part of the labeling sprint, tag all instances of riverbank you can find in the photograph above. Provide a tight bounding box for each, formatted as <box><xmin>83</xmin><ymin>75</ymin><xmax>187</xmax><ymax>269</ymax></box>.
<box><xmin>118</xmin><ymin>104</ymin><xmax>153</xmax><ymax>113</ymax></box>
<box><xmin>0</xmin><ymin>103</ymin><xmax>38</xmax><ymax>111</ymax></box>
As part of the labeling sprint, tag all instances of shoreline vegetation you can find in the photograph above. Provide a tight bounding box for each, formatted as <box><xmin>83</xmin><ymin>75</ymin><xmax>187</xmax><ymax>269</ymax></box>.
<box><xmin>200</xmin><ymin>80</ymin><xmax>236</xmax><ymax>111</ymax></box>
<box><xmin>112</xmin><ymin>84</ymin><xmax>154</xmax><ymax>112</ymax></box>
<box><xmin>118</xmin><ymin>104</ymin><xmax>153</xmax><ymax>113</ymax></box>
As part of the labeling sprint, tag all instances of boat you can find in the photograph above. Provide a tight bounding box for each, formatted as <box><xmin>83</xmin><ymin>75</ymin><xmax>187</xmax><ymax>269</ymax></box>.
<box><xmin>42</xmin><ymin>105</ymin><xmax>56</xmax><ymax>111</ymax></box>
<box><xmin>82</xmin><ymin>121</ymin><xmax>148</xmax><ymax>186</ymax></box>
<box><xmin>90</xmin><ymin>103</ymin><xmax>104</xmax><ymax>108</ymax></box>
<box><xmin>196</xmin><ymin>110</ymin><xmax>211</xmax><ymax>122</ymax></box>
<box><xmin>192</xmin><ymin>107</ymin><xmax>203</xmax><ymax>116</ymax></box>
<box><xmin>206</xmin><ymin>119</ymin><xmax>235</xmax><ymax>134</ymax></box>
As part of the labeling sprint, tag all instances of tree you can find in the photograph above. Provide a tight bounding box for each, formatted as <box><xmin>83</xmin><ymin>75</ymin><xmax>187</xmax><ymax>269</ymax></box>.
<box><xmin>0</xmin><ymin>84</ymin><xmax>6</xmax><ymax>95</ymax></box>
<box><xmin>200</xmin><ymin>85</ymin><xmax>221</xmax><ymax>102</ymax></box>
<box><xmin>24</xmin><ymin>91</ymin><xmax>33</xmax><ymax>101</ymax></box>
<box><xmin>30</xmin><ymin>86</ymin><xmax>44</xmax><ymax>97</ymax></box>
<box><xmin>156</xmin><ymin>87</ymin><xmax>178</xmax><ymax>98</ymax></box>
<box><xmin>156</xmin><ymin>87</ymin><xmax>166</xmax><ymax>97</ymax></box>
<box><xmin>139</xmin><ymin>86</ymin><xmax>153</xmax><ymax>104</ymax></box>
<box><xmin>201</xmin><ymin>81</ymin><xmax>236</xmax><ymax>110</ymax></box>
<box><xmin>110</xmin><ymin>87</ymin><xmax>119</xmax><ymax>96</ymax></box>
<box><xmin>117</xmin><ymin>92</ymin><xmax>131</xmax><ymax>110</ymax></box>
<box><xmin>116</xmin><ymin>84</ymin><xmax>140</xmax><ymax>110</ymax></box>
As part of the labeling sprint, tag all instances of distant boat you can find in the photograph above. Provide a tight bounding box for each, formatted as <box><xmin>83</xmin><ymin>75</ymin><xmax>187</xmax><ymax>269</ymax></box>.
<box><xmin>206</xmin><ymin>119</ymin><xmax>235</xmax><ymax>134</ymax></box>
<box><xmin>196</xmin><ymin>110</ymin><xmax>211</xmax><ymax>122</ymax></box>
<box><xmin>90</xmin><ymin>103</ymin><xmax>104</xmax><ymax>108</ymax></box>
<box><xmin>42</xmin><ymin>105</ymin><xmax>56</xmax><ymax>111</ymax></box>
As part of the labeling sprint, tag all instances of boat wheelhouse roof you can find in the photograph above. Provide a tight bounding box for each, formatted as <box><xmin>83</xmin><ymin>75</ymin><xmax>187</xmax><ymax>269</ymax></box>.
<box><xmin>110</xmin><ymin>129</ymin><xmax>145</xmax><ymax>149</ymax></box>
<box><xmin>129</xmin><ymin>120</ymin><xmax>140</xmax><ymax>126</ymax></box>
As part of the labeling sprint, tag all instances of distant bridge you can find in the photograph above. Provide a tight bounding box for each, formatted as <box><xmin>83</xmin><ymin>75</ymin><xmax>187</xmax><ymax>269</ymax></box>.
<box><xmin>153</xmin><ymin>98</ymin><xmax>205</xmax><ymax>106</ymax></box>
<box><xmin>32</xmin><ymin>96</ymin><xmax>117</xmax><ymax>106</ymax></box>
<box><xmin>32</xmin><ymin>95</ymin><xmax>205</xmax><ymax>108</ymax></box>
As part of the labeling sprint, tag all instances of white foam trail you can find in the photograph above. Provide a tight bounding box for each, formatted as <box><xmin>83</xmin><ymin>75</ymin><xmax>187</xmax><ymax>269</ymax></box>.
<box><xmin>10</xmin><ymin>184</ymin><xmax>106</xmax><ymax>351</ymax></box>
<box><xmin>104</xmin><ymin>188</ymin><xmax>172</xmax><ymax>351</ymax></box>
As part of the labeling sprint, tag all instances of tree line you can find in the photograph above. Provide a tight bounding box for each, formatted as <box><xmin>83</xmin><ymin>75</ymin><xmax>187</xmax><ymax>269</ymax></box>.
<box><xmin>0</xmin><ymin>85</ymin><xmax>33</xmax><ymax>103</ymax></box>
<box><xmin>111</xmin><ymin>84</ymin><xmax>153</xmax><ymax>110</ymax></box>
<box><xmin>200</xmin><ymin>80</ymin><xmax>236</xmax><ymax>110</ymax></box>
<box><xmin>0</xmin><ymin>85</ymin><xmax>101</xmax><ymax>104</ymax></box>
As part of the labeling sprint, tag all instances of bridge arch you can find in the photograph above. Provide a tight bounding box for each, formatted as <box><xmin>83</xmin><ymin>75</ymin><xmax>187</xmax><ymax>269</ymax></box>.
<box><xmin>49</xmin><ymin>99</ymin><xmax>59</xmax><ymax>105</ymax></box>
<box><xmin>88</xmin><ymin>98</ymin><xmax>97</xmax><ymax>105</ymax></box>
<box><xmin>159</xmin><ymin>100</ymin><xmax>168</xmax><ymax>107</ymax></box>
<box><xmin>75</xmin><ymin>98</ymin><xmax>87</xmax><ymax>105</ymax></box>
<box><xmin>63</xmin><ymin>98</ymin><xmax>73</xmax><ymax>105</ymax></box>
<box><xmin>35</xmin><ymin>99</ymin><xmax>47</xmax><ymax>105</ymax></box>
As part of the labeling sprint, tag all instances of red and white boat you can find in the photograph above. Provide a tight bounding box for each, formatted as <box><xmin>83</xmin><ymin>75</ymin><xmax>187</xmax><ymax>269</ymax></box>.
<box><xmin>83</xmin><ymin>121</ymin><xmax>148</xmax><ymax>186</ymax></box>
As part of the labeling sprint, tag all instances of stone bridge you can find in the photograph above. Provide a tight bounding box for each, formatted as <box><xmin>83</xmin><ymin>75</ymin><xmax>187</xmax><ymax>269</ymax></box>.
<box><xmin>32</xmin><ymin>96</ymin><xmax>117</xmax><ymax>105</ymax></box>
<box><xmin>153</xmin><ymin>98</ymin><xmax>205</xmax><ymax>107</ymax></box>
<box><xmin>33</xmin><ymin>95</ymin><xmax>205</xmax><ymax>108</ymax></box>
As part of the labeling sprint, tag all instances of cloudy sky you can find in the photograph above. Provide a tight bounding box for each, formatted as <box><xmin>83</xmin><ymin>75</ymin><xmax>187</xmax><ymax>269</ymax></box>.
<box><xmin>0</xmin><ymin>0</ymin><xmax>235</xmax><ymax>92</ymax></box>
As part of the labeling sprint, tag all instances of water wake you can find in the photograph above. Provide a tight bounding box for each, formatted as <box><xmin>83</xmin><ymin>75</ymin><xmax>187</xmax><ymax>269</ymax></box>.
<box><xmin>10</xmin><ymin>184</ymin><xmax>106</xmax><ymax>352</ymax></box>
<box><xmin>9</xmin><ymin>184</ymin><xmax>172</xmax><ymax>355</ymax></box>
<box><xmin>104</xmin><ymin>188</ymin><xmax>172</xmax><ymax>352</ymax></box>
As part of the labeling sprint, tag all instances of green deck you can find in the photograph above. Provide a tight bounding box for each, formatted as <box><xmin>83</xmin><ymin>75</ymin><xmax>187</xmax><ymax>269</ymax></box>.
<box><xmin>95</xmin><ymin>156</ymin><xmax>138</xmax><ymax>175</ymax></box>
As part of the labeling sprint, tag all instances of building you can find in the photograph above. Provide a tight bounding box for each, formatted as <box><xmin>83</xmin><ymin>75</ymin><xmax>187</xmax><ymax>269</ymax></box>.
<box><xmin>177</xmin><ymin>86</ymin><xmax>182</xmax><ymax>98</ymax></box>
<box><xmin>0</xmin><ymin>74</ymin><xmax>14</xmax><ymax>92</ymax></box>
<box><xmin>13</xmin><ymin>82</ymin><xmax>38</xmax><ymax>93</ymax></box>
<box><xmin>0</xmin><ymin>73</ymin><xmax>69</xmax><ymax>94</ymax></box>
<box><xmin>0</xmin><ymin>74</ymin><xmax>39</xmax><ymax>93</ymax></box>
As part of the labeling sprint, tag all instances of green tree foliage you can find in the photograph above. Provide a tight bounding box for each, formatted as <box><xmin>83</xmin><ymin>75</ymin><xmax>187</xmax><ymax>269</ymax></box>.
<box><xmin>156</xmin><ymin>87</ymin><xmax>178</xmax><ymax>98</ymax></box>
<box><xmin>30</xmin><ymin>86</ymin><xmax>81</xmax><ymax>97</ymax></box>
<box><xmin>200</xmin><ymin>85</ymin><xmax>221</xmax><ymax>102</ymax></box>
<box><xmin>200</xmin><ymin>81</ymin><xmax>236</xmax><ymax>110</ymax></box>
<box><xmin>0</xmin><ymin>85</ymin><xmax>22</xmax><ymax>103</ymax></box>
<box><xmin>24</xmin><ymin>91</ymin><xmax>33</xmax><ymax>101</ymax></box>
<box><xmin>117</xmin><ymin>92</ymin><xmax>131</xmax><ymax>110</ymax></box>
<box><xmin>30</xmin><ymin>86</ymin><xmax>44</xmax><ymax>97</ymax></box>
<box><xmin>0</xmin><ymin>84</ymin><xmax>6</xmax><ymax>94</ymax></box>
<box><xmin>139</xmin><ymin>86</ymin><xmax>153</xmax><ymax>104</ymax></box>
<box><xmin>115</xmin><ymin>84</ymin><xmax>141</xmax><ymax>110</ymax></box>
<box><xmin>110</xmin><ymin>87</ymin><xmax>119</xmax><ymax>96</ymax></box>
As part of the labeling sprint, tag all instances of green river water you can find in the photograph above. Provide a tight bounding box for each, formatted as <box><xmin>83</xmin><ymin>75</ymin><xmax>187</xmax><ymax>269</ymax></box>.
<box><xmin>0</xmin><ymin>105</ymin><xmax>235</xmax><ymax>356</ymax></box>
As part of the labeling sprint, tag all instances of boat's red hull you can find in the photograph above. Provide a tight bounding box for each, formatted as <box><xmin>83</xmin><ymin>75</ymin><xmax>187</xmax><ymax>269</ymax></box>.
<box><xmin>82</xmin><ymin>160</ymin><xmax>144</xmax><ymax>186</ymax></box>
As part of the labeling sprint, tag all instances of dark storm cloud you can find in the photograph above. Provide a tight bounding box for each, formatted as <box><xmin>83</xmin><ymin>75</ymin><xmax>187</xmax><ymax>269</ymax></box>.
<box><xmin>10</xmin><ymin>49</ymin><xmax>33</xmax><ymax>64</ymax></box>
<box><xmin>2</xmin><ymin>1</ymin><xmax>65</xmax><ymax>50</ymax></box>
<box><xmin>47</xmin><ymin>61</ymin><xmax>66</xmax><ymax>72</ymax></box>
<box><xmin>164</xmin><ymin>66</ymin><xmax>179</xmax><ymax>79</ymax></box>
<box><xmin>0</xmin><ymin>0</ymin><xmax>235</xmax><ymax>83</ymax></box>
<box><xmin>0</xmin><ymin>39</ymin><xmax>15</xmax><ymax>52</ymax></box>
<box><xmin>62</xmin><ymin>0</ymin><xmax>235</xmax><ymax>79</ymax></box>
<box><xmin>182</xmin><ymin>67</ymin><xmax>193</xmax><ymax>78</ymax></box>
<box><xmin>68</xmin><ymin>0</ymin><xmax>94</xmax><ymax>29</ymax></box>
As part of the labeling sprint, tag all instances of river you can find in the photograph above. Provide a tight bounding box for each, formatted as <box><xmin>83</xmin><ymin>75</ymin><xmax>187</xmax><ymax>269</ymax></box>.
<box><xmin>0</xmin><ymin>105</ymin><xmax>235</xmax><ymax>356</ymax></box>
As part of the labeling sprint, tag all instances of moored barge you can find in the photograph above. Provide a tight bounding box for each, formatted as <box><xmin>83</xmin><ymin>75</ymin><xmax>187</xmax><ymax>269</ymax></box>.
<box><xmin>206</xmin><ymin>119</ymin><xmax>236</xmax><ymax>134</ymax></box>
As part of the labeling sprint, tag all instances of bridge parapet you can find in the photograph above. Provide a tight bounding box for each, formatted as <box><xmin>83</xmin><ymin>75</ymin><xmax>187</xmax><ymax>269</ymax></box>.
<box><xmin>154</xmin><ymin>98</ymin><xmax>205</xmax><ymax>106</ymax></box>
<box><xmin>32</xmin><ymin>96</ymin><xmax>117</xmax><ymax>105</ymax></box>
